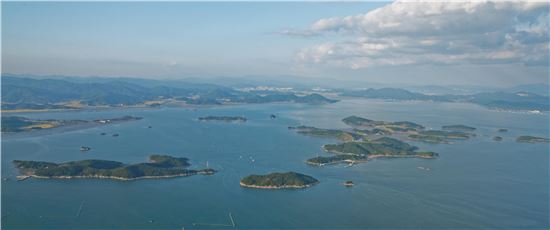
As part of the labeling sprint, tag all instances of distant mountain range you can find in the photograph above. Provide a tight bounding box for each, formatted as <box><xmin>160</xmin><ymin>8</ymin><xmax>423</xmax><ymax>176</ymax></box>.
<box><xmin>2</xmin><ymin>75</ymin><xmax>547</xmax><ymax>112</ymax></box>
<box><xmin>341</xmin><ymin>88</ymin><xmax>549</xmax><ymax>111</ymax></box>
<box><xmin>1</xmin><ymin>76</ymin><xmax>337</xmax><ymax>110</ymax></box>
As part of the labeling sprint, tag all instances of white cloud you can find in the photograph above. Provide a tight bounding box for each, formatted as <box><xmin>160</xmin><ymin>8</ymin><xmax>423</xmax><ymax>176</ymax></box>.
<box><xmin>293</xmin><ymin>1</ymin><xmax>549</xmax><ymax>69</ymax></box>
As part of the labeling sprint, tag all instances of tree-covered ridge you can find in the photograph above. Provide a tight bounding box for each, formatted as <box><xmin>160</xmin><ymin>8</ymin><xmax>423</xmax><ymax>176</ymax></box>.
<box><xmin>342</xmin><ymin>116</ymin><xmax>425</xmax><ymax>132</ymax></box>
<box><xmin>408</xmin><ymin>130</ymin><xmax>474</xmax><ymax>143</ymax></box>
<box><xmin>290</xmin><ymin>115</ymin><xmax>442</xmax><ymax>166</ymax></box>
<box><xmin>306</xmin><ymin>154</ymin><xmax>366</xmax><ymax>166</ymax></box>
<box><xmin>13</xmin><ymin>155</ymin><xmax>215</xmax><ymax>180</ymax></box>
<box><xmin>323</xmin><ymin>137</ymin><xmax>423</xmax><ymax>156</ymax></box>
<box><xmin>2</xmin><ymin>76</ymin><xmax>337</xmax><ymax>109</ymax></box>
<box><xmin>342</xmin><ymin>116</ymin><xmax>385</xmax><ymax>127</ymax></box>
<box><xmin>308</xmin><ymin>137</ymin><xmax>437</xmax><ymax>166</ymax></box>
<box><xmin>1</xmin><ymin>116</ymin><xmax>142</xmax><ymax>133</ymax></box>
<box><xmin>240</xmin><ymin>172</ymin><xmax>319</xmax><ymax>188</ymax></box>
<box><xmin>341</xmin><ymin>88</ymin><xmax>550</xmax><ymax>111</ymax></box>
<box><xmin>148</xmin><ymin>155</ymin><xmax>190</xmax><ymax>167</ymax></box>
<box><xmin>340</xmin><ymin>116</ymin><xmax>476</xmax><ymax>144</ymax></box>
<box><xmin>291</xmin><ymin>116</ymin><xmax>431</xmax><ymax>143</ymax></box>
<box><xmin>289</xmin><ymin>126</ymin><xmax>361</xmax><ymax>142</ymax></box>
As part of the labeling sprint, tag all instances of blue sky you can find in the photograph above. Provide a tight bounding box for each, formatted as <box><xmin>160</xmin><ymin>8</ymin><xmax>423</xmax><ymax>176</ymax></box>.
<box><xmin>2</xmin><ymin>2</ymin><xmax>548</xmax><ymax>86</ymax></box>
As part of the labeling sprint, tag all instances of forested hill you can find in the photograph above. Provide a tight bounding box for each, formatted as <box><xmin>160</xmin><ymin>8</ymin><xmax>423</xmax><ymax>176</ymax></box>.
<box><xmin>342</xmin><ymin>88</ymin><xmax>549</xmax><ymax>111</ymax></box>
<box><xmin>1</xmin><ymin>76</ymin><xmax>336</xmax><ymax>109</ymax></box>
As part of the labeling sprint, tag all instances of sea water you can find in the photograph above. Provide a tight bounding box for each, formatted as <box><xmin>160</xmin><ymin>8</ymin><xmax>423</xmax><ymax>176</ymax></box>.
<box><xmin>2</xmin><ymin>99</ymin><xmax>548</xmax><ymax>229</ymax></box>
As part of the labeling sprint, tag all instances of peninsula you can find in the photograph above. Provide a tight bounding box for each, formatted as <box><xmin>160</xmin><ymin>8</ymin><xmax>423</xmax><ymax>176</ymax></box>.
<box><xmin>12</xmin><ymin>155</ymin><xmax>216</xmax><ymax>180</ymax></box>
<box><xmin>240</xmin><ymin>172</ymin><xmax>319</xmax><ymax>189</ymax></box>
<box><xmin>1</xmin><ymin>115</ymin><xmax>142</xmax><ymax>133</ymax></box>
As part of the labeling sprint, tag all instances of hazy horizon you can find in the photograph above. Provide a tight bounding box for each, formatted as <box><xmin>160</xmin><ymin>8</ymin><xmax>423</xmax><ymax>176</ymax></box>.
<box><xmin>2</xmin><ymin>1</ymin><xmax>549</xmax><ymax>87</ymax></box>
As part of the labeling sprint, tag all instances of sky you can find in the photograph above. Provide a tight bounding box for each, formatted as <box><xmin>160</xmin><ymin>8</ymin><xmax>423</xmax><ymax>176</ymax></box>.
<box><xmin>2</xmin><ymin>1</ymin><xmax>549</xmax><ymax>87</ymax></box>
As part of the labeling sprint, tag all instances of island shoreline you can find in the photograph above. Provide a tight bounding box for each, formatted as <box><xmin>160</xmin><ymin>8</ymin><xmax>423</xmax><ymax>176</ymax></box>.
<box><xmin>25</xmin><ymin>171</ymin><xmax>214</xmax><ymax>181</ymax></box>
<box><xmin>239</xmin><ymin>181</ymin><xmax>319</xmax><ymax>189</ymax></box>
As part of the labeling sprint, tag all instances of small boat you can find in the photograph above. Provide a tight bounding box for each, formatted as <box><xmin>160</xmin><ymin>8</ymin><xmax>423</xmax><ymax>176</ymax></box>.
<box><xmin>80</xmin><ymin>146</ymin><xmax>91</xmax><ymax>152</ymax></box>
<box><xmin>343</xmin><ymin>181</ymin><xmax>354</xmax><ymax>187</ymax></box>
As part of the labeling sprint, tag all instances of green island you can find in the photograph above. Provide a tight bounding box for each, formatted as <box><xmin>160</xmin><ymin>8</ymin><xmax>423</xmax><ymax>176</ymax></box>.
<box><xmin>306</xmin><ymin>154</ymin><xmax>366</xmax><ymax>166</ymax></box>
<box><xmin>340</xmin><ymin>115</ymin><xmax>475</xmax><ymax>144</ymax></box>
<box><xmin>1</xmin><ymin>115</ymin><xmax>142</xmax><ymax>133</ymax></box>
<box><xmin>352</xmin><ymin>128</ymin><xmax>391</xmax><ymax>136</ymax></box>
<box><xmin>442</xmin><ymin>125</ymin><xmax>476</xmax><ymax>132</ymax></box>
<box><xmin>308</xmin><ymin>137</ymin><xmax>438</xmax><ymax>166</ymax></box>
<box><xmin>12</xmin><ymin>155</ymin><xmax>216</xmax><ymax>180</ymax></box>
<box><xmin>342</xmin><ymin>116</ymin><xmax>385</xmax><ymax>127</ymax></box>
<box><xmin>240</xmin><ymin>172</ymin><xmax>319</xmax><ymax>189</ymax></box>
<box><xmin>342</xmin><ymin>116</ymin><xmax>425</xmax><ymax>132</ymax></box>
<box><xmin>289</xmin><ymin>126</ymin><xmax>361</xmax><ymax>142</ymax></box>
<box><xmin>290</xmin><ymin>115</ymin><xmax>482</xmax><ymax>146</ymax></box>
<box><xmin>516</xmin><ymin>136</ymin><xmax>550</xmax><ymax>143</ymax></box>
<box><xmin>198</xmin><ymin>116</ymin><xmax>247</xmax><ymax>122</ymax></box>
<box><xmin>287</xmin><ymin>115</ymin><xmax>441</xmax><ymax>166</ymax></box>
<box><xmin>408</xmin><ymin>130</ymin><xmax>473</xmax><ymax>144</ymax></box>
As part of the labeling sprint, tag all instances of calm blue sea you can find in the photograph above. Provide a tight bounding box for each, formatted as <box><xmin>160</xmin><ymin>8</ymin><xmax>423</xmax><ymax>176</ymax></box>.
<box><xmin>2</xmin><ymin>99</ymin><xmax>549</xmax><ymax>229</ymax></box>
